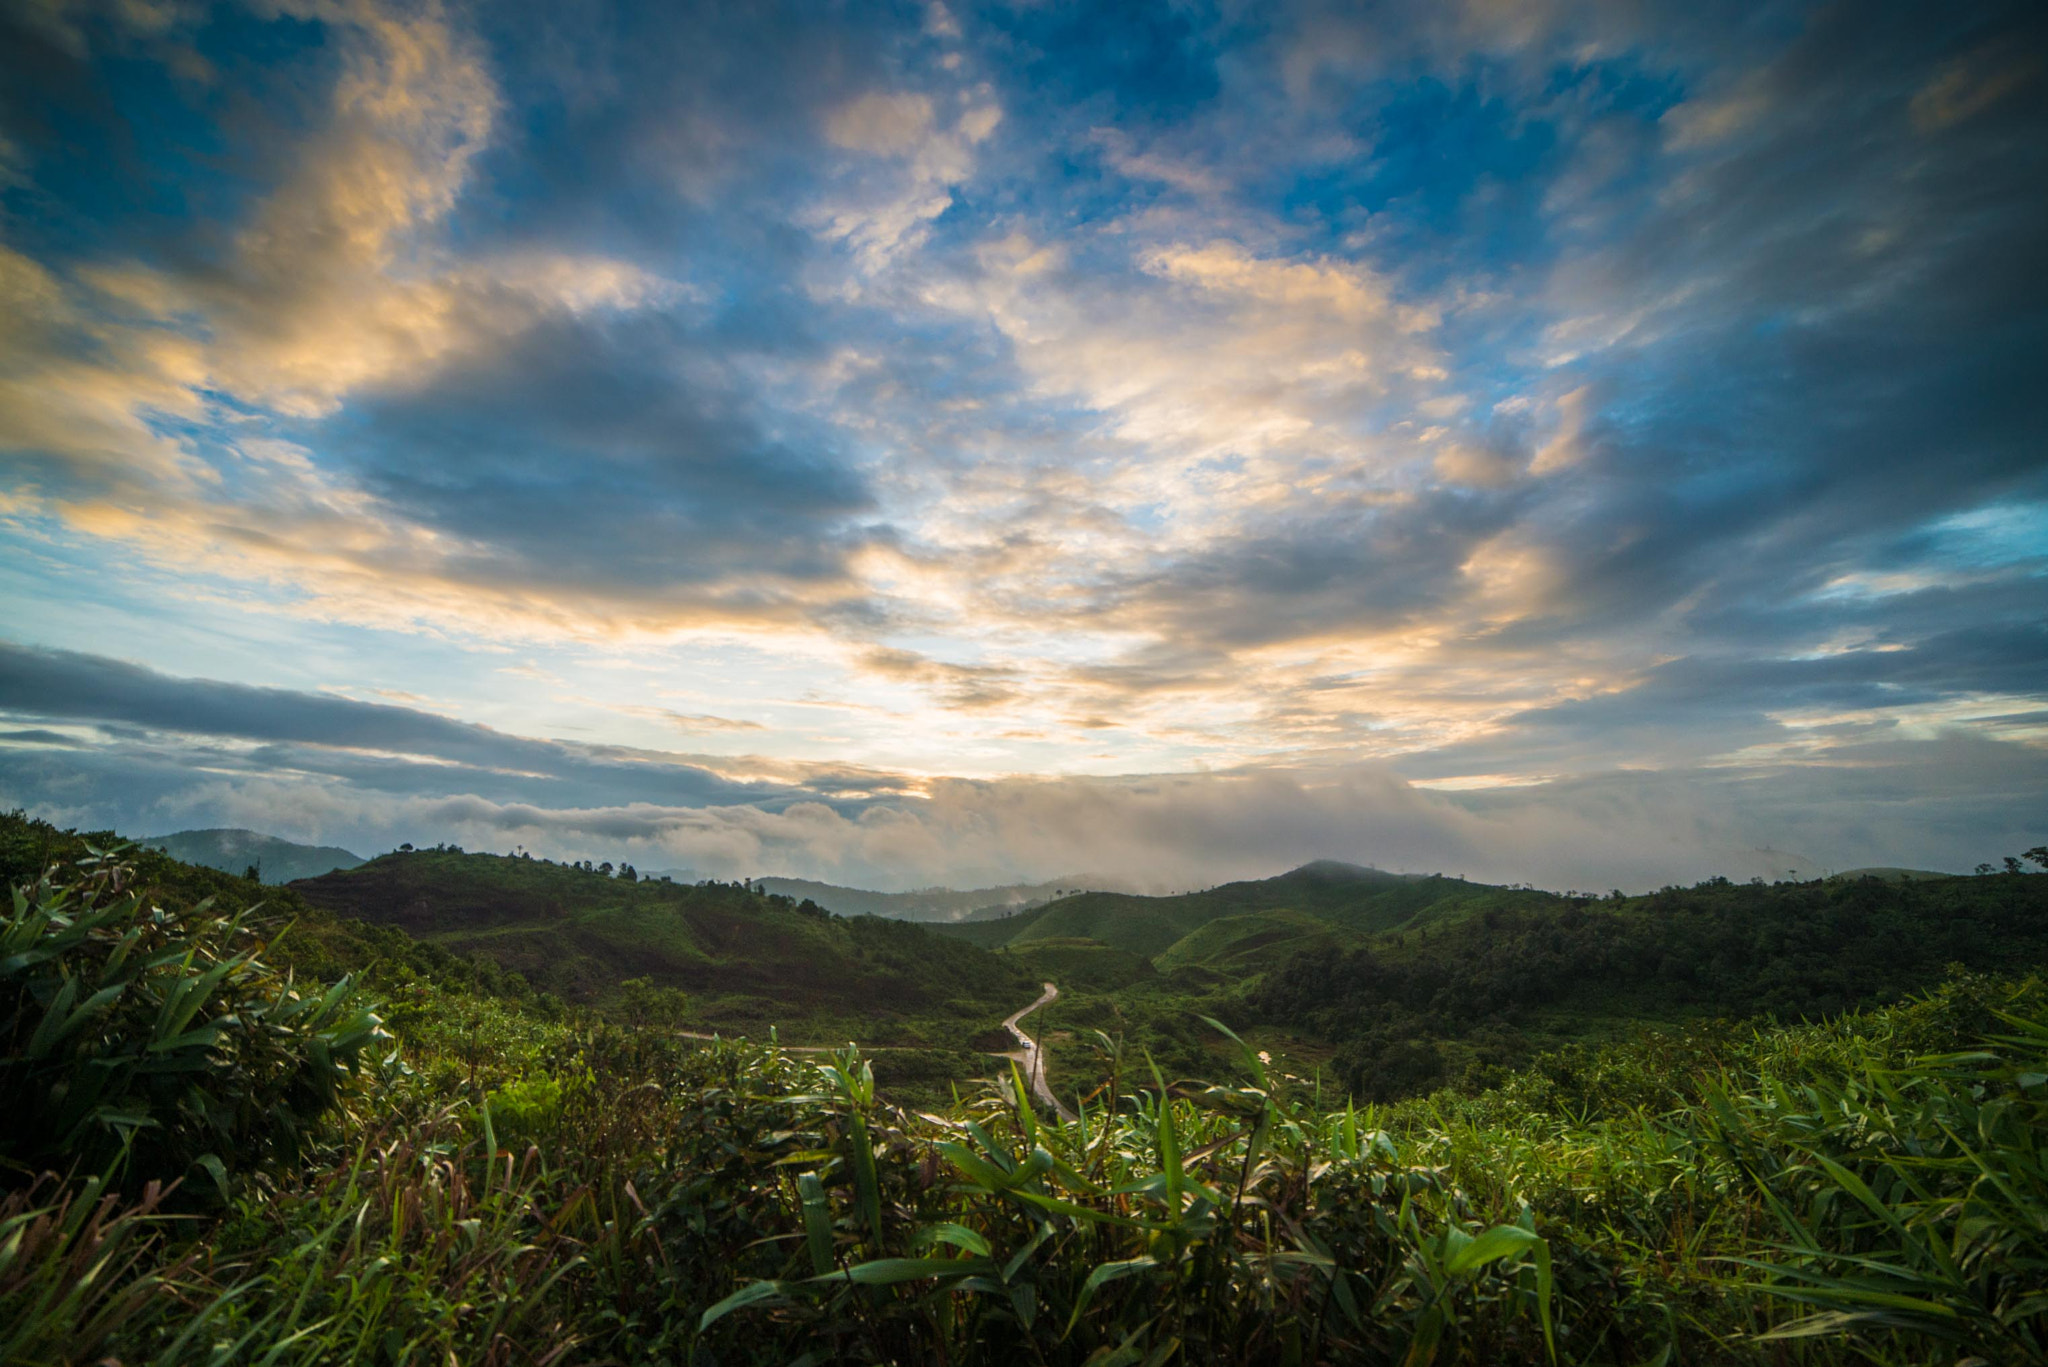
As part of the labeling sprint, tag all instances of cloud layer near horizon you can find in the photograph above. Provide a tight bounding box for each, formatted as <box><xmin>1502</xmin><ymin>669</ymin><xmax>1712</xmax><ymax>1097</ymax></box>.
<box><xmin>3</xmin><ymin>643</ymin><xmax>2040</xmax><ymax>891</ymax></box>
<box><xmin>1</xmin><ymin>0</ymin><xmax>2044</xmax><ymax>883</ymax></box>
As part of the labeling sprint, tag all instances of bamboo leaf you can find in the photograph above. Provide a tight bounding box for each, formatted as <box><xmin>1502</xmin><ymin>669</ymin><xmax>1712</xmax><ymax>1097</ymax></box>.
<box><xmin>697</xmin><ymin>1279</ymin><xmax>786</xmax><ymax>1331</ymax></box>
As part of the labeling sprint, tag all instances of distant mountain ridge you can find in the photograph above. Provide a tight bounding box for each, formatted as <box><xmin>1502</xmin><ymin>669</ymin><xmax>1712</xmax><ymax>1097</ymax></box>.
<box><xmin>752</xmin><ymin>874</ymin><xmax>1135</xmax><ymax>923</ymax></box>
<box><xmin>141</xmin><ymin>828</ymin><xmax>364</xmax><ymax>884</ymax></box>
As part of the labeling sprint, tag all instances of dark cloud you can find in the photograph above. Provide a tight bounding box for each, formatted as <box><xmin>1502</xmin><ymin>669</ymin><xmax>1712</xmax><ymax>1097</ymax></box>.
<box><xmin>466</xmin><ymin>0</ymin><xmax>916</xmax><ymax>254</ymax></box>
<box><xmin>0</xmin><ymin>728</ymin><xmax>78</xmax><ymax>746</ymax></box>
<box><xmin>1496</xmin><ymin>1</ymin><xmax>2048</xmax><ymax>616</ymax></box>
<box><xmin>1108</xmin><ymin>491</ymin><xmax>1520</xmax><ymax>651</ymax></box>
<box><xmin>0</xmin><ymin>641</ymin><xmax>821</xmax><ymax>813</ymax></box>
<box><xmin>333</xmin><ymin>310</ymin><xmax>879</xmax><ymax>606</ymax></box>
<box><xmin>1397</xmin><ymin>622</ymin><xmax>2048</xmax><ymax>780</ymax></box>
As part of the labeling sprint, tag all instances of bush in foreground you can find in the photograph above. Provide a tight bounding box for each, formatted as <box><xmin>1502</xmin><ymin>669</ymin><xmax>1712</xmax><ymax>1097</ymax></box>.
<box><xmin>0</xmin><ymin>845</ymin><xmax>389</xmax><ymax>1194</ymax></box>
<box><xmin>3</xmin><ymin>856</ymin><xmax>2046</xmax><ymax>1364</ymax></box>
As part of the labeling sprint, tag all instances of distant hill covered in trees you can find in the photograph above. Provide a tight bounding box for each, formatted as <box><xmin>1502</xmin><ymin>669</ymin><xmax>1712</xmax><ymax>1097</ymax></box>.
<box><xmin>140</xmin><ymin>827</ymin><xmax>364</xmax><ymax>883</ymax></box>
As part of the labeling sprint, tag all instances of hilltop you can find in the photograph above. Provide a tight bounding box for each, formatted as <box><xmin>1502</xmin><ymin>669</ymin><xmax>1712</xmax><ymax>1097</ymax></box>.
<box><xmin>933</xmin><ymin>860</ymin><xmax>1528</xmax><ymax>963</ymax></box>
<box><xmin>292</xmin><ymin>847</ymin><xmax>1032</xmax><ymax>1044</ymax></box>
<box><xmin>140</xmin><ymin>827</ymin><xmax>364</xmax><ymax>884</ymax></box>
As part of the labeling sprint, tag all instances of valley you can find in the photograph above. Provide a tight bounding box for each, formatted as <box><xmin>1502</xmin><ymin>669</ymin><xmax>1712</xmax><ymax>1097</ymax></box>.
<box><xmin>7</xmin><ymin>809</ymin><xmax>2048</xmax><ymax>1366</ymax></box>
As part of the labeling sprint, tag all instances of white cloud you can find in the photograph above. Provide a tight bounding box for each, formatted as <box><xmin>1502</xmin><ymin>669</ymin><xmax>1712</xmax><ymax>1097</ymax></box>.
<box><xmin>101</xmin><ymin>745</ymin><xmax>2043</xmax><ymax>894</ymax></box>
<box><xmin>811</xmin><ymin>89</ymin><xmax>1002</xmax><ymax>271</ymax></box>
<box><xmin>826</xmin><ymin>91</ymin><xmax>937</xmax><ymax>155</ymax></box>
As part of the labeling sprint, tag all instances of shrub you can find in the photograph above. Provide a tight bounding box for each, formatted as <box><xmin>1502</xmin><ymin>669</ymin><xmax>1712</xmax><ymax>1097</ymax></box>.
<box><xmin>482</xmin><ymin>1073</ymin><xmax>565</xmax><ymax>1149</ymax></box>
<box><xmin>0</xmin><ymin>848</ymin><xmax>390</xmax><ymax>1194</ymax></box>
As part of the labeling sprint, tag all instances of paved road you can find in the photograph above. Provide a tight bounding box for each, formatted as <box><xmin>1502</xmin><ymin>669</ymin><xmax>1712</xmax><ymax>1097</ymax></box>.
<box><xmin>1000</xmin><ymin>981</ymin><xmax>1077</xmax><ymax>1122</ymax></box>
<box><xmin>676</xmin><ymin>981</ymin><xmax>1077</xmax><ymax>1121</ymax></box>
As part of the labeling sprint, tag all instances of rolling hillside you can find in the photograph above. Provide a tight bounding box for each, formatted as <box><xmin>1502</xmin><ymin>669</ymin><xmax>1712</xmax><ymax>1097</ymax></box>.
<box><xmin>292</xmin><ymin>849</ymin><xmax>1033</xmax><ymax>1041</ymax></box>
<box><xmin>1251</xmin><ymin>869</ymin><xmax>2048</xmax><ymax>1097</ymax></box>
<box><xmin>934</xmin><ymin>860</ymin><xmax>1544</xmax><ymax>967</ymax></box>
<box><xmin>928</xmin><ymin>854</ymin><xmax>2048</xmax><ymax>1109</ymax></box>
<box><xmin>140</xmin><ymin>827</ymin><xmax>365</xmax><ymax>883</ymax></box>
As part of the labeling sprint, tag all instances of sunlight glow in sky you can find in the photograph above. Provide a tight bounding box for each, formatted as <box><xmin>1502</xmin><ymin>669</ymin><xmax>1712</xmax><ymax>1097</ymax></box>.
<box><xmin>1</xmin><ymin>0</ymin><xmax>2043</xmax><ymax>888</ymax></box>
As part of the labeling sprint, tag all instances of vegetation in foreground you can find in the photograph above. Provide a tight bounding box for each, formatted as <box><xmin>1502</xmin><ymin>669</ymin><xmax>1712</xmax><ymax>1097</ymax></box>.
<box><xmin>6</xmin><ymin>828</ymin><xmax>2048</xmax><ymax>1364</ymax></box>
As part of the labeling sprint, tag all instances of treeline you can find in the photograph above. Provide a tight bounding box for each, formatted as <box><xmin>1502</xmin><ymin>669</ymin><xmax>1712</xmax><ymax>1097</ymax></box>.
<box><xmin>1253</xmin><ymin>870</ymin><xmax>2048</xmax><ymax>1098</ymax></box>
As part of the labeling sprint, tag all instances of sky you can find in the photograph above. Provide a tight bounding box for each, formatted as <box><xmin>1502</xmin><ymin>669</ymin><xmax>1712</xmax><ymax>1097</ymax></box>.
<box><xmin>0</xmin><ymin>0</ymin><xmax>2043</xmax><ymax>891</ymax></box>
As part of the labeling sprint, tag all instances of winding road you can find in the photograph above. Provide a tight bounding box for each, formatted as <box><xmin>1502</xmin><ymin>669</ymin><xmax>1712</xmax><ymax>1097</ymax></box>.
<box><xmin>677</xmin><ymin>980</ymin><xmax>1076</xmax><ymax>1121</ymax></box>
<box><xmin>999</xmin><ymin>981</ymin><xmax>1077</xmax><ymax>1122</ymax></box>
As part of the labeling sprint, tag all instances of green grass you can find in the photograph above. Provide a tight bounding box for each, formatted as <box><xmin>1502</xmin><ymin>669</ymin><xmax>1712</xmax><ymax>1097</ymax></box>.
<box><xmin>1151</xmin><ymin>907</ymin><xmax>1345</xmax><ymax>976</ymax></box>
<box><xmin>8</xmin><ymin>834</ymin><xmax>2048</xmax><ymax>1364</ymax></box>
<box><xmin>1003</xmin><ymin>938</ymin><xmax>1159</xmax><ymax>991</ymax></box>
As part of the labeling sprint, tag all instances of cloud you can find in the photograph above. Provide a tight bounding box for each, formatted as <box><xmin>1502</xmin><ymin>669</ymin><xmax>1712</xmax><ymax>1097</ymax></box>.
<box><xmin>811</xmin><ymin>84</ymin><xmax>1003</xmax><ymax>271</ymax></box>
<box><xmin>0</xmin><ymin>0</ymin><xmax>879</xmax><ymax>640</ymax></box>
<box><xmin>0</xmin><ymin>640</ymin><xmax>817</xmax><ymax>811</ymax></box>
<box><xmin>0</xmin><ymin>0</ymin><xmax>2043</xmax><ymax>834</ymax></box>
<box><xmin>3</xmin><ymin>643</ymin><xmax>2042</xmax><ymax>892</ymax></box>
<box><xmin>826</xmin><ymin>92</ymin><xmax>937</xmax><ymax>155</ymax></box>
<box><xmin>855</xmin><ymin>646</ymin><xmax>1021</xmax><ymax>710</ymax></box>
<box><xmin>1909</xmin><ymin>42</ymin><xmax>2041</xmax><ymax>132</ymax></box>
<box><xmin>7</xmin><ymin>709</ymin><xmax>2040</xmax><ymax>893</ymax></box>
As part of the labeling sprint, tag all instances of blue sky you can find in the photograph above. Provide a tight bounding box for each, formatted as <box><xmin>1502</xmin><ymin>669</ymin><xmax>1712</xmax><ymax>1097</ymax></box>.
<box><xmin>0</xmin><ymin>0</ymin><xmax>2043</xmax><ymax>889</ymax></box>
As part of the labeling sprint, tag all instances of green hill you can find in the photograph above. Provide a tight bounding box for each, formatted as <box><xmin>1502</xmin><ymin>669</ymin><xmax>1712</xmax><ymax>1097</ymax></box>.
<box><xmin>934</xmin><ymin>861</ymin><xmax>1543</xmax><ymax>965</ymax></box>
<box><xmin>0</xmin><ymin>812</ymin><xmax>549</xmax><ymax>1010</ymax></box>
<box><xmin>292</xmin><ymin>849</ymin><xmax>1032</xmax><ymax>1042</ymax></box>
<box><xmin>1252</xmin><ymin>870</ymin><xmax>2048</xmax><ymax>1098</ymax></box>
<box><xmin>1150</xmin><ymin>908</ymin><xmax>1345</xmax><ymax>978</ymax></box>
<box><xmin>140</xmin><ymin>827</ymin><xmax>364</xmax><ymax>883</ymax></box>
<box><xmin>2</xmin><ymin>812</ymin><xmax>1033</xmax><ymax>1052</ymax></box>
<box><xmin>936</xmin><ymin>856</ymin><xmax>2048</xmax><ymax>1111</ymax></box>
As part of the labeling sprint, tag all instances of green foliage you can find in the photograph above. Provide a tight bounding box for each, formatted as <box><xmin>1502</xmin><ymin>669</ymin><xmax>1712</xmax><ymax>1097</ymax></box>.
<box><xmin>943</xmin><ymin>860</ymin><xmax>2048</xmax><ymax>1106</ymax></box>
<box><xmin>0</xmin><ymin>1175</ymin><xmax>194</xmax><ymax>1364</ymax></box>
<box><xmin>1255</xmin><ymin>872</ymin><xmax>2048</xmax><ymax>1099</ymax></box>
<box><xmin>7</xmin><ymin>825</ymin><xmax>2048</xmax><ymax>1364</ymax></box>
<box><xmin>482</xmin><ymin>1074</ymin><xmax>565</xmax><ymax>1149</ymax></box>
<box><xmin>0</xmin><ymin>846</ymin><xmax>389</xmax><ymax>1194</ymax></box>
<box><xmin>1702</xmin><ymin>1012</ymin><xmax>2048</xmax><ymax>1361</ymax></box>
<box><xmin>940</xmin><ymin>864</ymin><xmax>1534</xmax><ymax>961</ymax></box>
<box><xmin>293</xmin><ymin>846</ymin><xmax>1033</xmax><ymax>1040</ymax></box>
<box><xmin>617</xmin><ymin>975</ymin><xmax>689</xmax><ymax>1028</ymax></box>
<box><xmin>0</xmin><ymin>810</ymin><xmax>566</xmax><ymax>1015</ymax></box>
